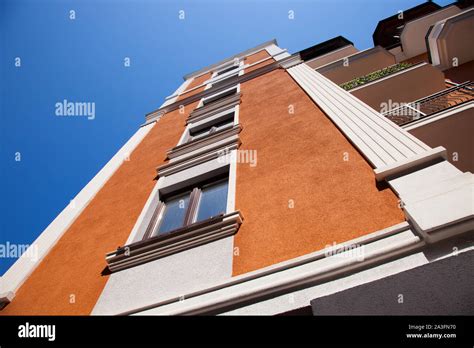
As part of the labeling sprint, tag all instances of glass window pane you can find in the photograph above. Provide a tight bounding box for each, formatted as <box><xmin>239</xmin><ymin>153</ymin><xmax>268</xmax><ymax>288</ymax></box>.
<box><xmin>156</xmin><ymin>193</ymin><xmax>190</xmax><ymax>235</ymax></box>
<box><xmin>195</xmin><ymin>180</ymin><xmax>228</xmax><ymax>222</ymax></box>
<box><xmin>216</xmin><ymin>65</ymin><xmax>238</xmax><ymax>76</ymax></box>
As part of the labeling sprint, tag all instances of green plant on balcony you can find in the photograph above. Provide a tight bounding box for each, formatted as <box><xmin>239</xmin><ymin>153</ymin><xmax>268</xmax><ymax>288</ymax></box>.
<box><xmin>340</xmin><ymin>62</ymin><xmax>413</xmax><ymax>91</ymax></box>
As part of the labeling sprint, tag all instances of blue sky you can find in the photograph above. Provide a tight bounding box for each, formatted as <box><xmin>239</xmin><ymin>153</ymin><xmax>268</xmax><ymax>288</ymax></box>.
<box><xmin>0</xmin><ymin>0</ymin><xmax>452</xmax><ymax>275</ymax></box>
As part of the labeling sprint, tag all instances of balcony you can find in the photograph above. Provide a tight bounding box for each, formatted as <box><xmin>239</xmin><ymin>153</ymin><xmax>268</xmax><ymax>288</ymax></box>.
<box><xmin>302</xmin><ymin>36</ymin><xmax>358</xmax><ymax>69</ymax></box>
<box><xmin>305</xmin><ymin>45</ymin><xmax>359</xmax><ymax>70</ymax></box>
<box><xmin>399</xmin><ymin>5</ymin><xmax>462</xmax><ymax>60</ymax></box>
<box><xmin>383</xmin><ymin>81</ymin><xmax>474</xmax><ymax>126</ymax></box>
<box><xmin>428</xmin><ymin>8</ymin><xmax>474</xmax><ymax>72</ymax></box>
<box><xmin>318</xmin><ymin>46</ymin><xmax>396</xmax><ymax>85</ymax></box>
<box><xmin>387</xmin><ymin>82</ymin><xmax>474</xmax><ymax>172</ymax></box>
<box><xmin>346</xmin><ymin>62</ymin><xmax>446</xmax><ymax>110</ymax></box>
<box><xmin>340</xmin><ymin>62</ymin><xmax>412</xmax><ymax>91</ymax></box>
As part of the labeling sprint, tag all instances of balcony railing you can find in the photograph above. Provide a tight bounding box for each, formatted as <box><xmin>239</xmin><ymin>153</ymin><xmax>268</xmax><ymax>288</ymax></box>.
<box><xmin>339</xmin><ymin>62</ymin><xmax>413</xmax><ymax>90</ymax></box>
<box><xmin>383</xmin><ymin>81</ymin><xmax>474</xmax><ymax>126</ymax></box>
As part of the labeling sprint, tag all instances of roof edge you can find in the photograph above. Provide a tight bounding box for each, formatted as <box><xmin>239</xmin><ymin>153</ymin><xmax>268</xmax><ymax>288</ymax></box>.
<box><xmin>183</xmin><ymin>39</ymin><xmax>278</xmax><ymax>80</ymax></box>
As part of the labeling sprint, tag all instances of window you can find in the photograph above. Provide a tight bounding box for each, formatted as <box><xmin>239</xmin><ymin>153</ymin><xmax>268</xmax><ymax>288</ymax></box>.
<box><xmin>216</xmin><ymin>65</ymin><xmax>239</xmax><ymax>76</ymax></box>
<box><xmin>155</xmin><ymin>192</ymin><xmax>190</xmax><ymax>234</ymax></box>
<box><xmin>188</xmin><ymin>112</ymin><xmax>234</xmax><ymax>142</ymax></box>
<box><xmin>211</xmin><ymin>75</ymin><xmax>239</xmax><ymax>89</ymax></box>
<box><xmin>195</xmin><ymin>180</ymin><xmax>228</xmax><ymax>221</ymax></box>
<box><xmin>202</xmin><ymin>88</ymin><xmax>237</xmax><ymax>107</ymax></box>
<box><xmin>210</xmin><ymin>64</ymin><xmax>241</xmax><ymax>89</ymax></box>
<box><xmin>147</xmin><ymin>177</ymin><xmax>229</xmax><ymax>239</ymax></box>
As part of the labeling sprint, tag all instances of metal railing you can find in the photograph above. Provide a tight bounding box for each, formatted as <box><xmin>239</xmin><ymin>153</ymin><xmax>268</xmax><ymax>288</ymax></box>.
<box><xmin>383</xmin><ymin>81</ymin><xmax>474</xmax><ymax>126</ymax></box>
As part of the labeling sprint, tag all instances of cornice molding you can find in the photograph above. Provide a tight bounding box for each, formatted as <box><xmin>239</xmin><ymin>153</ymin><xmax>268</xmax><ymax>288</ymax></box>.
<box><xmin>106</xmin><ymin>211</ymin><xmax>243</xmax><ymax>273</ymax></box>
<box><xmin>158</xmin><ymin>141</ymin><xmax>240</xmax><ymax>178</ymax></box>
<box><xmin>183</xmin><ymin>39</ymin><xmax>278</xmax><ymax>80</ymax></box>
<box><xmin>188</xmin><ymin>93</ymin><xmax>241</xmax><ymax>123</ymax></box>
<box><xmin>118</xmin><ymin>222</ymin><xmax>423</xmax><ymax>315</ymax></box>
<box><xmin>279</xmin><ymin>53</ymin><xmax>303</xmax><ymax>69</ymax></box>
<box><xmin>144</xmin><ymin>54</ymin><xmax>302</xmax><ymax>125</ymax></box>
<box><xmin>166</xmin><ymin>124</ymin><xmax>242</xmax><ymax>158</ymax></box>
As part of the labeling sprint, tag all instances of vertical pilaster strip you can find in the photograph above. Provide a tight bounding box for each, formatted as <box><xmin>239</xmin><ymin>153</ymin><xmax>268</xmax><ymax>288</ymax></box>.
<box><xmin>286</xmin><ymin>63</ymin><xmax>473</xmax><ymax>243</ymax></box>
<box><xmin>287</xmin><ymin>63</ymin><xmax>446</xmax><ymax>179</ymax></box>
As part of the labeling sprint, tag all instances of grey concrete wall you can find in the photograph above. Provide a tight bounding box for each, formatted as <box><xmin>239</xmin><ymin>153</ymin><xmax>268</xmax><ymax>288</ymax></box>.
<box><xmin>223</xmin><ymin>234</ymin><xmax>473</xmax><ymax>315</ymax></box>
<box><xmin>311</xmin><ymin>249</ymin><xmax>474</xmax><ymax>315</ymax></box>
<box><xmin>92</xmin><ymin>236</ymin><xmax>234</xmax><ymax>315</ymax></box>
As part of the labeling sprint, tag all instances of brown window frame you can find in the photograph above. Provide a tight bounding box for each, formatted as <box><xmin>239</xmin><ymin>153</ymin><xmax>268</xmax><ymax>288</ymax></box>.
<box><xmin>142</xmin><ymin>175</ymin><xmax>229</xmax><ymax>240</ymax></box>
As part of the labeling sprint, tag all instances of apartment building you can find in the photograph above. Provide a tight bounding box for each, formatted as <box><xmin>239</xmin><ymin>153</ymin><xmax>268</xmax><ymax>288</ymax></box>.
<box><xmin>1</xmin><ymin>0</ymin><xmax>473</xmax><ymax>315</ymax></box>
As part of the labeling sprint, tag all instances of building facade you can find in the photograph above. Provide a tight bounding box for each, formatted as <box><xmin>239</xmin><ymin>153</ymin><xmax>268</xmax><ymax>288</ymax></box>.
<box><xmin>1</xmin><ymin>0</ymin><xmax>473</xmax><ymax>315</ymax></box>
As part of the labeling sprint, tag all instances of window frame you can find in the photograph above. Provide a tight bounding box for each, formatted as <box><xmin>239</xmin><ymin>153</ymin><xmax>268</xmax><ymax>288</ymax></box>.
<box><xmin>216</xmin><ymin>65</ymin><xmax>239</xmax><ymax>76</ymax></box>
<box><xmin>185</xmin><ymin>110</ymin><xmax>235</xmax><ymax>143</ymax></box>
<box><xmin>204</xmin><ymin>59</ymin><xmax>244</xmax><ymax>90</ymax></box>
<box><xmin>175</xmin><ymin>100</ymin><xmax>240</xmax><ymax>147</ymax></box>
<box><xmin>152</xmin><ymin>190</ymin><xmax>192</xmax><ymax>237</ymax></box>
<box><xmin>142</xmin><ymin>175</ymin><xmax>229</xmax><ymax>240</ymax></box>
<box><xmin>201</xmin><ymin>87</ymin><xmax>238</xmax><ymax>107</ymax></box>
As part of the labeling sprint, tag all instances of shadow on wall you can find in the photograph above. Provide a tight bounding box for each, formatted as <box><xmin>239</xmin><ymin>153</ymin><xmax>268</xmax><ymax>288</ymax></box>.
<box><xmin>311</xmin><ymin>248</ymin><xmax>474</xmax><ymax>315</ymax></box>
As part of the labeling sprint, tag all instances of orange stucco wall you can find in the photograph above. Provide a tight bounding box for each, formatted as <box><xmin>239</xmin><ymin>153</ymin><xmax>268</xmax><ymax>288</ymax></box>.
<box><xmin>177</xmin><ymin>72</ymin><xmax>212</xmax><ymax>101</ymax></box>
<box><xmin>232</xmin><ymin>68</ymin><xmax>405</xmax><ymax>275</ymax></box>
<box><xmin>2</xmin><ymin>51</ymin><xmax>406</xmax><ymax>313</ymax></box>
<box><xmin>244</xmin><ymin>49</ymin><xmax>273</xmax><ymax>74</ymax></box>
<box><xmin>1</xmin><ymin>105</ymin><xmax>194</xmax><ymax>315</ymax></box>
<box><xmin>177</xmin><ymin>50</ymin><xmax>272</xmax><ymax>103</ymax></box>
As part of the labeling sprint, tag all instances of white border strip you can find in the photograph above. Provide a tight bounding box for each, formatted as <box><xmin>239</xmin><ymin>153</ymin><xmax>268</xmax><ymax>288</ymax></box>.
<box><xmin>287</xmin><ymin>63</ymin><xmax>434</xmax><ymax>171</ymax></box>
<box><xmin>0</xmin><ymin>122</ymin><xmax>156</xmax><ymax>300</ymax></box>
<box><xmin>162</xmin><ymin>78</ymin><xmax>194</xmax><ymax>105</ymax></box>
<box><xmin>115</xmin><ymin>222</ymin><xmax>414</xmax><ymax>315</ymax></box>
<box><xmin>132</xmin><ymin>224</ymin><xmax>421</xmax><ymax>315</ymax></box>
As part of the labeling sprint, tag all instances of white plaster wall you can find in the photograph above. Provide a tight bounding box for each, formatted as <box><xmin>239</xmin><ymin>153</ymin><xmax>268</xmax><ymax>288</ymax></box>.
<box><xmin>225</xmin><ymin>237</ymin><xmax>473</xmax><ymax>315</ymax></box>
<box><xmin>92</xmin><ymin>236</ymin><xmax>234</xmax><ymax>315</ymax></box>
